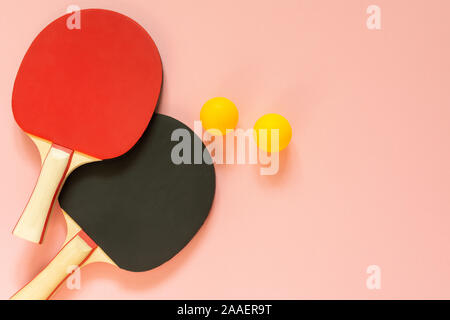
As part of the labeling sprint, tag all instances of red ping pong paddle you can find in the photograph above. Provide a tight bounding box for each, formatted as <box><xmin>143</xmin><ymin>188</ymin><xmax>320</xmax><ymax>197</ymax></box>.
<box><xmin>12</xmin><ymin>9</ymin><xmax>162</xmax><ymax>244</ymax></box>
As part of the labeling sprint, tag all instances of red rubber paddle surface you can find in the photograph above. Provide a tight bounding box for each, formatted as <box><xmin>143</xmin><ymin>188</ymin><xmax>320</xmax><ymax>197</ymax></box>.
<box><xmin>12</xmin><ymin>9</ymin><xmax>162</xmax><ymax>159</ymax></box>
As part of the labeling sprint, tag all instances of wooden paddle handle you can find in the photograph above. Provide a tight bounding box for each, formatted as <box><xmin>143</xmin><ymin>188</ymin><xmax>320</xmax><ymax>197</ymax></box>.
<box><xmin>13</xmin><ymin>145</ymin><xmax>73</xmax><ymax>243</ymax></box>
<box><xmin>11</xmin><ymin>231</ymin><xmax>96</xmax><ymax>300</ymax></box>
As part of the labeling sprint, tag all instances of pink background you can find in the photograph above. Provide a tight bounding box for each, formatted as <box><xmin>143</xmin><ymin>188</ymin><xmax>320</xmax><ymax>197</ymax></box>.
<box><xmin>1</xmin><ymin>0</ymin><xmax>450</xmax><ymax>299</ymax></box>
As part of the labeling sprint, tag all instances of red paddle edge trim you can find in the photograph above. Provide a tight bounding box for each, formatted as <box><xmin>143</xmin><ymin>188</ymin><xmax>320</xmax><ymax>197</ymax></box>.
<box><xmin>10</xmin><ymin>230</ymin><xmax>97</xmax><ymax>300</ymax></box>
<box><xmin>11</xmin><ymin>143</ymin><xmax>74</xmax><ymax>244</ymax></box>
<box><xmin>77</xmin><ymin>230</ymin><xmax>97</xmax><ymax>249</ymax></box>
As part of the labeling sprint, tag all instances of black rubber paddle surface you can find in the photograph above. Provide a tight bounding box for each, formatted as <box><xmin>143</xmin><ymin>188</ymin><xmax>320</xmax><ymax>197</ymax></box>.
<box><xmin>59</xmin><ymin>114</ymin><xmax>215</xmax><ymax>272</ymax></box>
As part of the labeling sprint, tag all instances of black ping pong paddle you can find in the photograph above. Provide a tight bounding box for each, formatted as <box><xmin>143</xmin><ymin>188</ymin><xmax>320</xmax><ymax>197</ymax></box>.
<box><xmin>11</xmin><ymin>114</ymin><xmax>215</xmax><ymax>300</ymax></box>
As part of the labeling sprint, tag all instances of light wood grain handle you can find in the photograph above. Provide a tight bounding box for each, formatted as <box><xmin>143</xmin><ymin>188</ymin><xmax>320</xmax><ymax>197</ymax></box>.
<box><xmin>10</xmin><ymin>231</ymin><xmax>96</xmax><ymax>300</ymax></box>
<box><xmin>13</xmin><ymin>145</ymin><xmax>73</xmax><ymax>244</ymax></box>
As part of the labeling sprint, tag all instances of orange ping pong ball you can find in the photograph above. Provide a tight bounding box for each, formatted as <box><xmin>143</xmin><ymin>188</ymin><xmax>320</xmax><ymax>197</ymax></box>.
<box><xmin>200</xmin><ymin>97</ymin><xmax>239</xmax><ymax>135</ymax></box>
<box><xmin>253</xmin><ymin>113</ymin><xmax>292</xmax><ymax>152</ymax></box>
